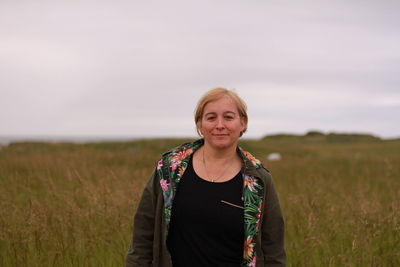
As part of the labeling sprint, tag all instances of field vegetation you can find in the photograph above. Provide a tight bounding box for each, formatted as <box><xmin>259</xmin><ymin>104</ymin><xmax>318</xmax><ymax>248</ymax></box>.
<box><xmin>0</xmin><ymin>134</ymin><xmax>399</xmax><ymax>266</ymax></box>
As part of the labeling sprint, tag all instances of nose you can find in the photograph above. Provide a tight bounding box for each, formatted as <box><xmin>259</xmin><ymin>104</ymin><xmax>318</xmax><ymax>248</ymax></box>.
<box><xmin>216</xmin><ymin>118</ymin><xmax>225</xmax><ymax>130</ymax></box>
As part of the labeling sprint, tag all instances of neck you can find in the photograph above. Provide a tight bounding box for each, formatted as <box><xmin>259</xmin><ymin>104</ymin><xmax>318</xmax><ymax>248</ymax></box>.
<box><xmin>202</xmin><ymin>141</ymin><xmax>238</xmax><ymax>160</ymax></box>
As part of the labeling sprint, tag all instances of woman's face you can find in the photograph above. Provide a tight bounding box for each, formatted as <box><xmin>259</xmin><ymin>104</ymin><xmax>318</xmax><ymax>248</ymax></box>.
<box><xmin>198</xmin><ymin>96</ymin><xmax>246</xmax><ymax>150</ymax></box>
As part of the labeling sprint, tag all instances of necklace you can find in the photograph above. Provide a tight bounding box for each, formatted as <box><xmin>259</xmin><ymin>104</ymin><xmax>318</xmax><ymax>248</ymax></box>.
<box><xmin>202</xmin><ymin>148</ymin><xmax>235</xmax><ymax>182</ymax></box>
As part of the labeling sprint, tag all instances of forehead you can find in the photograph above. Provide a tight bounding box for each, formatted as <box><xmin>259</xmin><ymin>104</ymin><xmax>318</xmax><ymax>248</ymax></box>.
<box><xmin>203</xmin><ymin>96</ymin><xmax>238</xmax><ymax>113</ymax></box>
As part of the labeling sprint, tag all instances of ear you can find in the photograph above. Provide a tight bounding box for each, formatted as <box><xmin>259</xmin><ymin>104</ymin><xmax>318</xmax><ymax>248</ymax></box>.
<box><xmin>240</xmin><ymin>117</ymin><xmax>247</xmax><ymax>131</ymax></box>
<box><xmin>239</xmin><ymin>117</ymin><xmax>247</xmax><ymax>137</ymax></box>
<box><xmin>196</xmin><ymin>121</ymin><xmax>203</xmax><ymax>136</ymax></box>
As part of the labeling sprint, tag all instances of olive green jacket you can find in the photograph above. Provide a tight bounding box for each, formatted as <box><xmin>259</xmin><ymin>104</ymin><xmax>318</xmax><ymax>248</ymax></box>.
<box><xmin>126</xmin><ymin>139</ymin><xmax>286</xmax><ymax>266</ymax></box>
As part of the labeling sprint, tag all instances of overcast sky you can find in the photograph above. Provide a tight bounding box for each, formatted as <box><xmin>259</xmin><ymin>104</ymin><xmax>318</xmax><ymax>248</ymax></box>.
<box><xmin>1</xmin><ymin>0</ymin><xmax>399</xmax><ymax>141</ymax></box>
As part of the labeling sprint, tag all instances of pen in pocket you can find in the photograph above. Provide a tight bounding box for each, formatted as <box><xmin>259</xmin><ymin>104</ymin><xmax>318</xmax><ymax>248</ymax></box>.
<box><xmin>220</xmin><ymin>200</ymin><xmax>244</xmax><ymax>209</ymax></box>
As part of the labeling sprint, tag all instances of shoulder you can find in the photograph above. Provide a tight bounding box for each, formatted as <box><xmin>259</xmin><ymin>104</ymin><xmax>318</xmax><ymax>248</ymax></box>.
<box><xmin>255</xmin><ymin>166</ymin><xmax>273</xmax><ymax>186</ymax></box>
<box><xmin>239</xmin><ymin>148</ymin><xmax>273</xmax><ymax>185</ymax></box>
<box><xmin>157</xmin><ymin>139</ymin><xmax>203</xmax><ymax>166</ymax></box>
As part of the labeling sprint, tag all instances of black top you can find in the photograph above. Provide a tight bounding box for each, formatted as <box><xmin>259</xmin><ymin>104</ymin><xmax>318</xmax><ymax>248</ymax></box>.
<box><xmin>166</xmin><ymin>156</ymin><xmax>244</xmax><ymax>267</ymax></box>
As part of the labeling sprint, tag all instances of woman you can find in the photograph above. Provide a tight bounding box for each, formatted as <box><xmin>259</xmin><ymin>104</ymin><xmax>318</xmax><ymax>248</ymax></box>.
<box><xmin>126</xmin><ymin>88</ymin><xmax>286</xmax><ymax>266</ymax></box>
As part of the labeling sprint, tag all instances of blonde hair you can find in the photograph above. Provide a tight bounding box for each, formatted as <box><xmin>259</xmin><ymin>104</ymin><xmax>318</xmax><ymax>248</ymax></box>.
<box><xmin>194</xmin><ymin>87</ymin><xmax>248</xmax><ymax>137</ymax></box>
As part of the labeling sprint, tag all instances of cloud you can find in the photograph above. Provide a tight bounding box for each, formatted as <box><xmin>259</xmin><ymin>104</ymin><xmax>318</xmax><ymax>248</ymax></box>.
<box><xmin>0</xmin><ymin>0</ymin><xmax>399</xmax><ymax>139</ymax></box>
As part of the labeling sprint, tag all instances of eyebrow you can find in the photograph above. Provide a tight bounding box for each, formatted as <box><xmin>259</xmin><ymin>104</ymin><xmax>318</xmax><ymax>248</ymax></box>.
<box><xmin>204</xmin><ymin>111</ymin><xmax>237</xmax><ymax>116</ymax></box>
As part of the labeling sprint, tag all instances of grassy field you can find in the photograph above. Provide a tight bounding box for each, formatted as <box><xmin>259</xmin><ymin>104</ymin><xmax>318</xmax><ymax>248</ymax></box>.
<box><xmin>0</xmin><ymin>137</ymin><xmax>399</xmax><ymax>266</ymax></box>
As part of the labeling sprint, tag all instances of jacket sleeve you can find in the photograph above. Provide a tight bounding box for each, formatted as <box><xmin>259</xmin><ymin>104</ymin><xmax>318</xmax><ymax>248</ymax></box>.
<box><xmin>261</xmin><ymin>172</ymin><xmax>286</xmax><ymax>266</ymax></box>
<box><xmin>126</xmin><ymin>169</ymin><xmax>159</xmax><ymax>267</ymax></box>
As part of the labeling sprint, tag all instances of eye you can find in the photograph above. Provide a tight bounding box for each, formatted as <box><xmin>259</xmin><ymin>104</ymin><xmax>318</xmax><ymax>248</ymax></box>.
<box><xmin>224</xmin><ymin>115</ymin><xmax>234</xmax><ymax>120</ymax></box>
<box><xmin>206</xmin><ymin>116</ymin><xmax>216</xmax><ymax>121</ymax></box>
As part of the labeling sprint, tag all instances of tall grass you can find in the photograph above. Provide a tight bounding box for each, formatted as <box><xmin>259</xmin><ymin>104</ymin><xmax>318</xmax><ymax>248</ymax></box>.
<box><xmin>0</xmin><ymin>138</ymin><xmax>399</xmax><ymax>266</ymax></box>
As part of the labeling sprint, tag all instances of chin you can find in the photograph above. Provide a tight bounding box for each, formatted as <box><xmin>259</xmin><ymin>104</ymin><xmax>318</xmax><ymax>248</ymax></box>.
<box><xmin>208</xmin><ymin>137</ymin><xmax>238</xmax><ymax>149</ymax></box>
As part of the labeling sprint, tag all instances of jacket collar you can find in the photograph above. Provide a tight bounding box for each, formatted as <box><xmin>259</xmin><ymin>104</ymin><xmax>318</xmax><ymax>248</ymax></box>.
<box><xmin>165</xmin><ymin>138</ymin><xmax>263</xmax><ymax>176</ymax></box>
<box><xmin>237</xmin><ymin>146</ymin><xmax>263</xmax><ymax>178</ymax></box>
